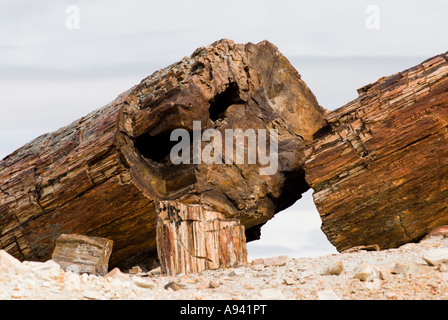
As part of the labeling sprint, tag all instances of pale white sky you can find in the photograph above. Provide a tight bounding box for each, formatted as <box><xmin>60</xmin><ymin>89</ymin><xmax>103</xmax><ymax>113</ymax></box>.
<box><xmin>1</xmin><ymin>0</ymin><xmax>447</xmax><ymax>259</ymax></box>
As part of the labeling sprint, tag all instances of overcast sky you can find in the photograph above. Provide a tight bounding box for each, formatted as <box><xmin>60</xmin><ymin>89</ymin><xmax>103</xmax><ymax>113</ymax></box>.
<box><xmin>1</xmin><ymin>0</ymin><xmax>447</xmax><ymax>260</ymax></box>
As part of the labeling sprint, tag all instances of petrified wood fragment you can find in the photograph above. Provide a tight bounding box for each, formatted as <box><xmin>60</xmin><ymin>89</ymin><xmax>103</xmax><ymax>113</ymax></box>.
<box><xmin>51</xmin><ymin>233</ymin><xmax>113</xmax><ymax>276</ymax></box>
<box><xmin>156</xmin><ymin>201</ymin><xmax>247</xmax><ymax>275</ymax></box>
<box><xmin>0</xmin><ymin>39</ymin><xmax>326</xmax><ymax>269</ymax></box>
<box><xmin>305</xmin><ymin>52</ymin><xmax>448</xmax><ymax>252</ymax></box>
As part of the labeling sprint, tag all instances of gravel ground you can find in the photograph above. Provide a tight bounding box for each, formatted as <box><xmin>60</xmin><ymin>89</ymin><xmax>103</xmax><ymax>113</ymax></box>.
<box><xmin>2</xmin><ymin>235</ymin><xmax>448</xmax><ymax>300</ymax></box>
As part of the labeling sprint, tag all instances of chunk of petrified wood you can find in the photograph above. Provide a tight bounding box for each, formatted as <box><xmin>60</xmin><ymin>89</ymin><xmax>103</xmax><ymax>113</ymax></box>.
<box><xmin>0</xmin><ymin>39</ymin><xmax>326</xmax><ymax>269</ymax></box>
<box><xmin>51</xmin><ymin>234</ymin><xmax>113</xmax><ymax>276</ymax></box>
<box><xmin>156</xmin><ymin>201</ymin><xmax>247</xmax><ymax>275</ymax></box>
<box><xmin>305</xmin><ymin>52</ymin><xmax>448</xmax><ymax>252</ymax></box>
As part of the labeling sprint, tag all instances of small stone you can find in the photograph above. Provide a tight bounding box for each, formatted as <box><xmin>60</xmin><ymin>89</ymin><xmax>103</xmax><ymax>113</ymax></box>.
<box><xmin>256</xmin><ymin>269</ymin><xmax>274</xmax><ymax>278</ymax></box>
<box><xmin>250</xmin><ymin>264</ymin><xmax>264</xmax><ymax>271</ymax></box>
<box><xmin>148</xmin><ymin>267</ymin><xmax>161</xmax><ymax>275</ymax></box>
<box><xmin>106</xmin><ymin>267</ymin><xmax>128</xmax><ymax>280</ymax></box>
<box><xmin>378</xmin><ymin>267</ymin><xmax>391</xmax><ymax>280</ymax></box>
<box><xmin>234</xmin><ymin>268</ymin><xmax>246</xmax><ymax>275</ymax></box>
<box><xmin>208</xmin><ymin>280</ymin><xmax>220</xmax><ymax>288</ymax></box>
<box><xmin>342</xmin><ymin>244</ymin><xmax>380</xmax><ymax>254</ymax></box>
<box><xmin>228</xmin><ymin>268</ymin><xmax>245</xmax><ymax>277</ymax></box>
<box><xmin>83</xmin><ymin>290</ymin><xmax>102</xmax><ymax>300</ymax></box>
<box><xmin>438</xmin><ymin>263</ymin><xmax>448</xmax><ymax>272</ymax></box>
<box><xmin>244</xmin><ymin>283</ymin><xmax>254</xmax><ymax>290</ymax></box>
<box><xmin>261</xmin><ymin>256</ymin><xmax>292</xmax><ymax>267</ymax></box>
<box><xmin>393</xmin><ymin>262</ymin><xmax>419</xmax><ymax>274</ymax></box>
<box><xmin>354</xmin><ymin>271</ymin><xmax>373</xmax><ymax>282</ymax></box>
<box><xmin>323</xmin><ymin>261</ymin><xmax>344</xmax><ymax>275</ymax></box>
<box><xmin>251</xmin><ymin>258</ymin><xmax>264</xmax><ymax>265</ymax></box>
<box><xmin>259</xmin><ymin>289</ymin><xmax>284</xmax><ymax>299</ymax></box>
<box><xmin>316</xmin><ymin>289</ymin><xmax>341</xmax><ymax>300</ymax></box>
<box><xmin>133</xmin><ymin>278</ymin><xmax>155</xmax><ymax>289</ymax></box>
<box><xmin>164</xmin><ymin>281</ymin><xmax>185</xmax><ymax>291</ymax></box>
<box><xmin>129</xmin><ymin>266</ymin><xmax>142</xmax><ymax>274</ymax></box>
<box><xmin>354</xmin><ymin>262</ymin><xmax>379</xmax><ymax>282</ymax></box>
<box><xmin>385</xmin><ymin>292</ymin><xmax>398</xmax><ymax>299</ymax></box>
<box><xmin>422</xmin><ymin>248</ymin><xmax>448</xmax><ymax>266</ymax></box>
<box><xmin>196</xmin><ymin>283</ymin><xmax>208</xmax><ymax>290</ymax></box>
<box><xmin>393</xmin><ymin>262</ymin><xmax>430</xmax><ymax>274</ymax></box>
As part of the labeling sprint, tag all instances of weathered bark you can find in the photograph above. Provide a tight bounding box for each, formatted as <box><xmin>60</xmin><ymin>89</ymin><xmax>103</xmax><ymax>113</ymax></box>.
<box><xmin>51</xmin><ymin>234</ymin><xmax>113</xmax><ymax>276</ymax></box>
<box><xmin>0</xmin><ymin>39</ymin><xmax>326</xmax><ymax>269</ymax></box>
<box><xmin>156</xmin><ymin>201</ymin><xmax>246</xmax><ymax>275</ymax></box>
<box><xmin>305</xmin><ymin>52</ymin><xmax>448</xmax><ymax>252</ymax></box>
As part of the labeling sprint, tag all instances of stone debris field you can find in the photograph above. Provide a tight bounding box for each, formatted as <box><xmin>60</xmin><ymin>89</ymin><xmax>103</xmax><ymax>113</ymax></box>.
<box><xmin>1</xmin><ymin>233</ymin><xmax>448</xmax><ymax>300</ymax></box>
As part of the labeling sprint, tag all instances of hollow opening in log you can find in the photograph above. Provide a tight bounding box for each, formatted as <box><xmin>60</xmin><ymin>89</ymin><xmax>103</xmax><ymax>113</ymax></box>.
<box><xmin>134</xmin><ymin>130</ymin><xmax>182</xmax><ymax>164</ymax></box>
<box><xmin>134</xmin><ymin>128</ymin><xmax>197</xmax><ymax>194</ymax></box>
<box><xmin>209</xmin><ymin>82</ymin><xmax>244</xmax><ymax>121</ymax></box>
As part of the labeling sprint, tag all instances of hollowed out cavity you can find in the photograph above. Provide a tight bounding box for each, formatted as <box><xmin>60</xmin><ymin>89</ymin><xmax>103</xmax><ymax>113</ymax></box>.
<box><xmin>134</xmin><ymin>129</ymin><xmax>196</xmax><ymax>193</ymax></box>
<box><xmin>208</xmin><ymin>82</ymin><xmax>243</xmax><ymax>121</ymax></box>
<box><xmin>134</xmin><ymin>130</ymin><xmax>178</xmax><ymax>164</ymax></box>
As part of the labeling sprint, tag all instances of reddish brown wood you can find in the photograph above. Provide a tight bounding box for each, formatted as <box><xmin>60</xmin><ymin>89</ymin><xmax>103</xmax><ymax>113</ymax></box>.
<box><xmin>156</xmin><ymin>201</ymin><xmax>247</xmax><ymax>275</ymax></box>
<box><xmin>51</xmin><ymin>233</ymin><xmax>113</xmax><ymax>276</ymax></box>
<box><xmin>305</xmin><ymin>52</ymin><xmax>448</xmax><ymax>252</ymax></box>
<box><xmin>0</xmin><ymin>39</ymin><xmax>326</xmax><ymax>269</ymax></box>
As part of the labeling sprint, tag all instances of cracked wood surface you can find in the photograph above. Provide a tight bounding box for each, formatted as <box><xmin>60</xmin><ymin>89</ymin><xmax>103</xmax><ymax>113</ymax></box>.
<box><xmin>0</xmin><ymin>39</ymin><xmax>326</xmax><ymax>269</ymax></box>
<box><xmin>156</xmin><ymin>201</ymin><xmax>247</xmax><ymax>275</ymax></box>
<box><xmin>305</xmin><ymin>52</ymin><xmax>448</xmax><ymax>252</ymax></box>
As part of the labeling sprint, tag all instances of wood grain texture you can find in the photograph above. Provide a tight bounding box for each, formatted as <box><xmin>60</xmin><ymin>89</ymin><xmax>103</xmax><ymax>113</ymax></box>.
<box><xmin>0</xmin><ymin>39</ymin><xmax>326</xmax><ymax>269</ymax></box>
<box><xmin>156</xmin><ymin>201</ymin><xmax>247</xmax><ymax>275</ymax></box>
<box><xmin>51</xmin><ymin>233</ymin><xmax>113</xmax><ymax>276</ymax></box>
<box><xmin>305</xmin><ymin>52</ymin><xmax>448</xmax><ymax>252</ymax></box>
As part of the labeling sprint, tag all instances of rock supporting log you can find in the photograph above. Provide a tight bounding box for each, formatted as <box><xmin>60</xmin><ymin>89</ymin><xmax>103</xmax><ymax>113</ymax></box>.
<box><xmin>156</xmin><ymin>201</ymin><xmax>247</xmax><ymax>275</ymax></box>
<box><xmin>0</xmin><ymin>39</ymin><xmax>326</xmax><ymax>269</ymax></box>
<box><xmin>51</xmin><ymin>234</ymin><xmax>113</xmax><ymax>276</ymax></box>
<box><xmin>305</xmin><ymin>52</ymin><xmax>448</xmax><ymax>252</ymax></box>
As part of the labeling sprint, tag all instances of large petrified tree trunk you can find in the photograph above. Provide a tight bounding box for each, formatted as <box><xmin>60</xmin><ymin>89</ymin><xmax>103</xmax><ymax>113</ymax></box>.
<box><xmin>0</xmin><ymin>39</ymin><xmax>326</xmax><ymax>269</ymax></box>
<box><xmin>305</xmin><ymin>52</ymin><xmax>448</xmax><ymax>252</ymax></box>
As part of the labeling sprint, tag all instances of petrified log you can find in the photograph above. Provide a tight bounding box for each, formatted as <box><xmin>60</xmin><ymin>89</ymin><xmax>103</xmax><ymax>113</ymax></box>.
<box><xmin>156</xmin><ymin>201</ymin><xmax>246</xmax><ymax>275</ymax></box>
<box><xmin>51</xmin><ymin>233</ymin><xmax>113</xmax><ymax>276</ymax></box>
<box><xmin>0</xmin><ymin>39</ymin><xmax>326</xmax><ymax>269</ymax></box>
<box><xmin>305</xmin><ymin>52</ymin><xmax>448</xmax><ymax>252</ymax></box>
